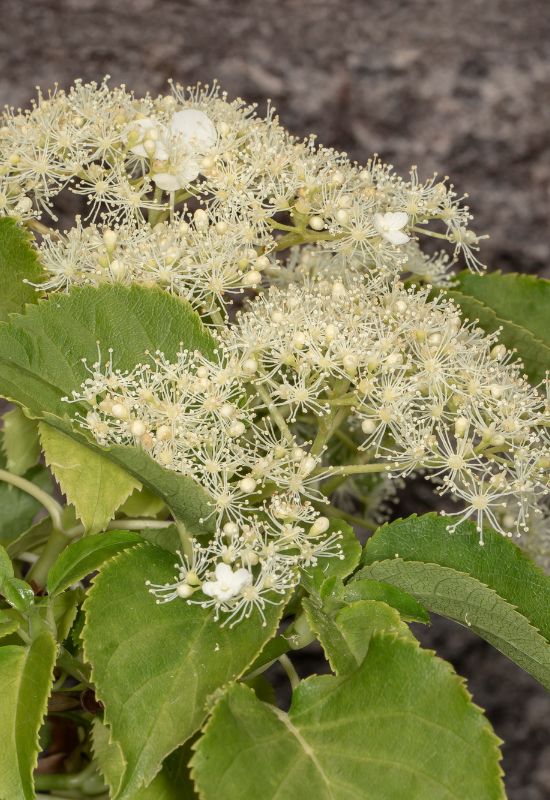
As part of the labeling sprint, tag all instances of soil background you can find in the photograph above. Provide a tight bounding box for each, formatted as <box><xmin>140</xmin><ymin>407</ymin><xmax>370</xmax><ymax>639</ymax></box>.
<box><xmin>1</xmin><ymin>1</ymin><xmax>550</xmax><ymax>796</ymax></box>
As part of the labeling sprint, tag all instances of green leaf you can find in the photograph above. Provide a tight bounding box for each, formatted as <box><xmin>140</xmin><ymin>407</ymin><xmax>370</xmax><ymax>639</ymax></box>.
<box><xmin>342</xmin><ymin>578</ymin><xmax>429</xmax><ymax>623</ymax></box>
<box><xmin>303</xmin><ymin>597</ymin><xmax>413</xmax><ymax>674</ymax></box>
<box><xmin>39</xmin><ymin>422</ymin><xmax>141</xmax><ymax>533</ymax></box>
<box><xmin>92</xmin><ymin>720</ymin><xmax>198</xmax><ymax>800</ymax></box>
<box><xmin>0</xmin><ymin>629</ymin><xmax>56</xmax><ymax>800</ymax></box>
<box><xmin>0</xmin><ymin>543</ymin><xmax>14</xmax><ymax>583</ymax></box>
<box><xmin>302</xmin><ymin>519</ymin><xmax>361</xmax><ymax>592</ymax></box>
<box><xmin>0</xmin><ymin>218</ymin><xmax>45</xmax><ymax>322</ymax></box>
<box><xmin>0</xmin><ymin>609</ymin><xmax>20</xmax><ymax>640</ymax></box>
<box><xmin>362</xmin><ymin>513</ymin><xmax>550</xmax><ymax>642</ymax></box>
<box><xmin>1</xmin><ymin>578</ymin><xmax>34</xmax><ymax>612</ymax></box>
<box><xmin>0</xmin><ymin>433</ymin><xmax>53</xmax><ymax>545</ymax></box>
<box><xmin>192</xmin><ymin>635</ymin><xmax>504</xmax><ymax>800</ymax></box>
<box><xmin>449</xmin><ymin>271</ymin><xmax>550</xmax><ymax>383</ymax></box>
<box><xmin>0</xmin><ymin>284</ymin><xmax>216</xmax><ymax>534</ymax></box>
<box><xmin>47</xmin><ymin>530</ymin><xmax>144</xmax><ymax>595</ymax></box>
<box><xmin>118</xmin><ymin>487</ymin><xmax>166</xmax><ymax>519</ymax></box>
<box><xmin>361</xmin><ymin>558</ymin><xmax>550</xmax><ymax>690</ymax></box>
<box><xmin>1</xmin><ymin>408</ymin><xmax>40</xmax><ymax>476</ymax></box>
<box><xmin>6</xmin><ymin>517</ymin><xmax>52</xmax><ymax>559</ymax></box>
<box><xmin>82</xmin><ymin>543</ymin><xmax>285</xmax><ymax>799</ymax></box>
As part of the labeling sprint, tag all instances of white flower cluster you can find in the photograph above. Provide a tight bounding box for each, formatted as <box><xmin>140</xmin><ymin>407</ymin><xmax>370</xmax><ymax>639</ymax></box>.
<box><xmin>67</xmin><ymin>344</ymin><xmax>344</xmax><ymax>625</ymax></box>
<box><xmin>68</xmin><ymin>275</ymin><xmax>549</xmax><ymax>622</ymax></box>
<box><xmin>1</xmin><ymin>78</ymin><xmax>486</xmax><ymax>313</ymax></box>
<box><xmin>6</xmin><ymin>79</ymin><xmax>549</xmax><ymax>624</ymax></box>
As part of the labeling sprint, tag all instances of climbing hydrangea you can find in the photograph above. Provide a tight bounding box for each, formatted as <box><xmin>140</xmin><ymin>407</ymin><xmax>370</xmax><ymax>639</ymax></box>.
<box><xmin>3</xmin><ymin>79</ymin><xmax>548</xmax><ymax>625</ymax></box>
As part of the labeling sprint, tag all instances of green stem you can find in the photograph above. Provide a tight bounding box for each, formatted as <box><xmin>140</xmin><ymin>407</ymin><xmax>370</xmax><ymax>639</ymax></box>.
<box><xmin>410</xmin><ymin>225</ymin><xmax>450</xmax><ymax>241</ymax></box>
<box><xmin>255</xmin><ymin>383</ymin><xmax>294</xmax><ymax>444</ymax></box>
<box><xmin>175</xmin><ymin>520</ymin><xmax>194</xmax><ymax>560</ymax></box>
<box><xmin>316</xmin><ymin>502</ymin><xmax>376</xmax><ymax>532</ymax></box>
<box><xmin>56</xmin><ymin>647</ymin><xmax>92</xmax><ymax>687</ymax></box>
<box><xmin>0</xmin><ymin>469</ymin><xmax>65</xmax><ymax>532</ymax></box>
<box><xmin>279</xmin><ymin>654</ymin><xmax>300</xmax><ymax>691</ymax></box>
<box><xmin>26</xmin><ymin>527</ymin><xmax>71</xmax><ymax>588</ymax></box>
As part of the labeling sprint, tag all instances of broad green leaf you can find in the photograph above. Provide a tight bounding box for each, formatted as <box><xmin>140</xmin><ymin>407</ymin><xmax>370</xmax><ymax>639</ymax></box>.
<box><xmin>303</xmin><ymin>597</ymin><xmax>413</xmax><ymax>674</ymax></box>
<box><xmin>47</xmin><ymin>531</ymin><xmax>143</xmax><ymax>595</ymax></box>
<box><xmin>119</xmin><ymin>487</ymin><xmax>166</xmax><ymax>519</ymax></box>
<box><xmin>192</xmin><ymin>636</ymin><xmax>504</xmax><ymax>800</ymax></box>
<box><xmin>0</xmin><ymin>629</ymin><xmax>56</xmax><ymax>800</ymax></box>
<box><xmin>93</xmin><ymin>720</ymin><xmax>197</xmax><ymax>800</ymax></box>
<box><xmin>2</xmin><ymin>408</ymin><xmax>40</xmax><ymax>476</ymax></box>
<box><xmin>82</xmin><ymin>543</ymin><xmax>285</xmax><ymax>799</ymax></box>
<box><xmin>0</xmin><ymin>218</ymin><xmax>45</xmax><ymax>322</ymax></box>
<box><xmin>0</xmin><ymin>610</ymin><xmax>20</xmax><ymax>640</ymax></box>
<box><xmin>136</xmin><ymin>524</ymin><xmax>181</xmax><ymax>553</ymax></box>
<box><xmin>360</xmin><ymin>558</ymin><xmax>550</xmax><ymax>690</ymax></box>
<box><xmin>342</xmin><ymin>578</ymin><xmax>429</xmax><ymax>623</ymax></box>
<box><xmin>302</xmin><ymin>519</ymin><xmax>361</xmax><ymax>592</ymax></box>
<box><xmin>0</xmin><ymin>285</ymin><xmax>216</xmax><ymax>535</ymax></box>
<box><xmin>449</xmin><ymin>271</ymin><xmax>550</xmax><ymax>383</ymax></box>
<box><xmin>39</xmin><ymin>423</ymin><xmax>140</xmax><ymax>533</ymax></box>
<box><xmin>362</xmin><ymin>513</ymin><xmax>550</xmax><ymax>642</ymax></box>
<box><xmin>0</xmin><ymin>433</ymin><xmax>53</xmax><ymax>545</ymax></box>
<box><xmin>6</xmin><ymin>517</ymin><xmax>52</xmax><ymax>559</ymax></box>
<box><xmin>0</xmin><ymin>543</ymin><xmax>13</xmax><ymax>583</ymax></box>
<box><xmin>1</xmin><ymin>577</ymin><xmax>34</xmax><ymax>612</ymax></box>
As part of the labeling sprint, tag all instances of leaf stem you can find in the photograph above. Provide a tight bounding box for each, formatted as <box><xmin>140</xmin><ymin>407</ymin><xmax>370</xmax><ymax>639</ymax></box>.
<box><xmin>0</xmin><ymin>469</ymin><xmax>65</xmax><ymax>532</ymax></box>
<box><xmin>278</xmin><ymin>654</ymin><xmax>300</xmax><ymax>691</ymax></box>
<box><xmin>26</xmin><ymin>527</ymin><xmax>72</xmax><ymax>588</ymax></box>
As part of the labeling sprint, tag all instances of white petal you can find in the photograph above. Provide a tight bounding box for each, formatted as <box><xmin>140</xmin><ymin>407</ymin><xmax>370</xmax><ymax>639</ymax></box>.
<box><xmin>170</xmin><ymin>109</ymin><xmax>217</xmax><ymax>152</ymax></box>
<box><xmin>383</xmin><ymin>211</ymin><xmax>409</xmax><ymax>230</ymax></box>
<box><xmin>201</xmin><ymin>581</ymin><xmax>218</xmax><ymax>598</ymax></box>
<box><xmin>233</xmin><ymin>568</ymin><xmax>253</xmax><ymax>591</ymax></box>
<box><xmin>385</xmin><ymin>229</ymin><xmax>410</xmax><ymax>245</ymax></box>
<box><xmin>152</xmin><ymin>172</ymin><xmax>182</xmax><ymax>192</ymax></box>
<box><xmin>215</xmin><ymin>563</ymin><xmax>234</xmax><ymax>581</ymax></box>
<box><xmin>373</xmin><ymin>213</ymin><xmax>385</xmax><ymax>230</ymax></box>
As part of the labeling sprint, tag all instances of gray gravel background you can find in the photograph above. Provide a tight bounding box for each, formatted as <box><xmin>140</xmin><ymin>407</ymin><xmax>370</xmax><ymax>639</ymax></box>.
<box><xmin>1</xmin><ymin>0</ymin><xmax>550</xmax><ymax>796</ymax></box>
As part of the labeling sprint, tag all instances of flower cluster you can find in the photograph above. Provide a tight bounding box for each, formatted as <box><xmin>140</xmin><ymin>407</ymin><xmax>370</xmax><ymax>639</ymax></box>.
<box><xmin>6</xmin><ymin>79</ymin><xmax>549</xmax><ymax>625</ymax></box>
<box><xmin>67</xmin><ymin>344</ymin><xmax>344</xmax><ymax>625</ymax></box>
<box><xmin>1</xmin><ymin>78</ymin><xmax>486</xmax><ymax>316</ymax></box>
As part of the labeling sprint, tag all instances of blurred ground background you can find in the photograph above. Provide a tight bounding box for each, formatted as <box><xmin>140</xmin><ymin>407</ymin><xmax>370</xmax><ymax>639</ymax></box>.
<box><xmin>1</xmin><ymin>0</ymin><xmax>550</xmax><ymax>796</ymax></box>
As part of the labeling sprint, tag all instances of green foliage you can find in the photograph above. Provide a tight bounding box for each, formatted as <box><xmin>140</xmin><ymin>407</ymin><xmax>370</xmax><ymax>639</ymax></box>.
<box><xmin>192</xmin><ymin>635</ymin><xmax>505</xmax><ymax>800</ymax></box>
<box><xmin>1</xmin><ymin>408</ymin><xmax>40</xmax><ymax>476</ymax></box>
<box><xmin>118</xmin><ymin>486</ymin><xmax>166</xmax><ymax>519</ymax></box>
<box><xmin>342</xmin><ymin>578</ymin><xmax>429</xmax><ymax>623</ymax></box>
<box><xmin>449</xmin><ymin>271</ymin><xmax>550</xmax><ymax>383</ymax></box>
<box><xmin>0</xmin><ymin>284</ymin><xmax>216</xmax><ymax>534</ymax></box>
<box><xmin>301</xmin><ymin>519</ymin><xmax>361</xmax><ymax>593</ymax></box>
<box><xmin>0</xmin><ymin>432</ymin><xmax>53</xmax><ymax>545</ymax></box>
<box><xmin>39</xmin><ymin>422</ymin><xmax>141</xmax><ymax>533</ymax></box>
<box><xmin>0</xmin><ymin>218</ymin><xmax>45</xmax><ymax>322</ymax></box>
<box><xmin>47</xmin><ymin>531</ymin><xmax>143</xmax><ymax>595</ymax></box>
<box><xmin>82</xmin><ymin>543</ymin><xmax>286</xmax><ymax>799</ymax></box>
<box><xmin>0</xmin><ymin>629</ymin><xmax>56</xmax><ymax>800</ymax></box>
<box><xmin>360</xmin><ymin>514</ymin><xmax>550</xmax><ymax>689</ymax></box>
<box><xmin>93</xmin><ymin>720</ymin><xmax>197</xmax><ymax>800</ymax></box>
<box><xmin>304</xmin><ymin>597</ymin><xmax>413</xmax><ymax>674</ymax></box>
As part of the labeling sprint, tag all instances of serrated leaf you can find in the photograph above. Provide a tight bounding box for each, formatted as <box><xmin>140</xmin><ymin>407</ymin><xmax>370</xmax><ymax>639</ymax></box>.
<box><xmin>342</xmin><ymin>578</ymin><xmax>429</xmax><ymax>623</ymax></box>
<box><xmin>47</xmin><ymin>530</ymin><xmax>144</xmax><ymax>595</ymax></box>
<box><xmin>0</xmin><ymin>630</ymin><xmax>56</xmax><ymax>800</ymax></box>
<box><xmin>2</xmin><ymin>408</ymin><xmax>40</xmax><ymax>476</ymax></box>
<box><xmin>1</xmin><ymin>578</ymin><xmax>34</xmax><ymax>612</ymax></box>
<box><xmin>0</xmin><ymin>284</ymin><xmax>216</xmax><ymax>534</ymax></box>
<box><xmin>303</xmin><ymin>597</ymin><xmax>413</xmax><ymax>674</ymax></box>
<box><xmin>118</xmin><ymin>486</ymin><xmax>166</xmax><ymax>519</ymax></box>
<box><xmin>0</xmin><ymin>218</ymin><xmax>45</xmax><ymax>322</ymax></box>
<box><xmin>93</xmin><ymin>720</ymin><xmax>197</xmax><ymax>800</ymax></box>
<box><xmin>0</xmin><ymin>543</ymin><xmax>14</xmax><ymax>583</ymax></box>
<box><xmin>39</xmin><ymin>422</ymin><xmax>141</xmax><ymax>533</ymax></box>
<box><xmin>360</xmin><ymin>558</ymin><xmax>550</xmax><ymax>690</ymax></box>
<box><xmin>192</xmin><ymin>635</ymin><xmax>504</xmax><ymax>800</ymax></box>
<box><xmin>0</xmin><ymin>609</ymin><xmax>20</xmax><ymax>640</ymax></box>
<box><xmin>449</xmin><ymin>271</ymin><xmax>550</xmax><ymax>383</ymax></box>
<box><xmin>6</xmin><ymin>517</ymin><xmax>52</xmax><ymax>559</ymax></box>
<box><xmin>0</xmin><ymin>432</ymin><xmax>53</xmax><ymax>545</ymax></box>
<box><xmin>82</xmin><ymin>543</ymin><xmax>285</xmax><ymax>799</ymax></box>
<box><xmin>362</xmin><ymin>513</ymin><xmax>550</xmax><ymax>642</ymax></box>
<box><xmin>301</xmin><ymin>519</ymin><xmax>361</xmax><ymax>593</ymax></box>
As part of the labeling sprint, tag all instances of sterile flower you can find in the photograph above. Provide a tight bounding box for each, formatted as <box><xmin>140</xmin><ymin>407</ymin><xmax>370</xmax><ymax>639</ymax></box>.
<box><xmin>374</xmin><ymin>211</ymin><xmax>410</xmax><ymax>245</ymax></box>
<box><xmin>202</xmin><ymin>563</ymin><xmax>253</xmax><ymax>602</ymax></box>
